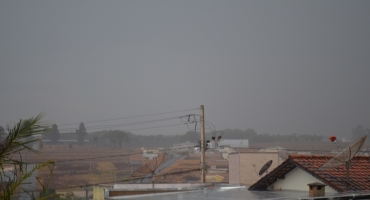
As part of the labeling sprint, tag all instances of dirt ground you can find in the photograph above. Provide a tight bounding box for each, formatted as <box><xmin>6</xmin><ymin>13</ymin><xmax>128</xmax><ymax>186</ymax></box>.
<box><xmin>25</xmin><ymin>144</ymin><xmax>142</xmax><ymax>193</ymax></box>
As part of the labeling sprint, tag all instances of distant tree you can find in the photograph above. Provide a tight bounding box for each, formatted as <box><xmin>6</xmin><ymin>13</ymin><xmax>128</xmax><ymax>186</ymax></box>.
<box><xmin>352</xmin><ymin>125</ymin><xmax>370</xmax><ymax>142</ymax></box>
<box><xmin>92</xmin><ymin>136</ymin><xmax>99</xmax><ymax>147</ymax></box>
<box><xmin>0</xmin><ymin>126</ymin><xmax>6</xmax><ymax>142</ymax></box>
<box><xmin>49</xmin><ymin>124</ymin><xmax>60</xmax><ymax>144</ymax></box>
<box><xmin>76</xmin><ymin>122</ymin><xmax>87</xmax><ymax>146</ymax></box>
<box><xmin>245</xmin><ymin>128</ymin><xmax>257</xmax><ymax>138</ymax></box>
<box><xmin>43</xmin><ymin>124</ymin><xmax>60</xmax><ymax>144</ymax></box>
<box><xmin>182</xmin><ymin>131</ymin><xmax>199</xmax><ymax>142</ymax></box>
<box><xmin>104</xmin><ymin>130</ymin><xmax>129</xmax><ymax>148</ymax></box>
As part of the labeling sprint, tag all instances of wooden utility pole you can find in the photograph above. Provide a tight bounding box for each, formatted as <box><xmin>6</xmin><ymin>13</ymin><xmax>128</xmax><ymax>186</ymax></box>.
<box><xmin>84</xmin><ymin>184</ymin><xmax>88</xmax><ymax>200</ymax></box>
<box><xmin>200</xmin><ymin>105</ymin><xmax>206</xmax><ymax>183</ymax></box>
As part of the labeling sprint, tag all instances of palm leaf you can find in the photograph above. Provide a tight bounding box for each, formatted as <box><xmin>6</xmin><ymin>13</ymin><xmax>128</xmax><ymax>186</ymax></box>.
<box><xmin>0</xmin><ymin>161</ymin><xmax>54</xmax><ymax>200</ymax></box>
<box><xmin>0</xmin><ymin>114</ymin><xmax>55</xmax><ymax>200</ymax></box>
<box><xmin>0</xmin><ymin>113</ymin><xmax>48</xmax><ymax>167</ymax></box>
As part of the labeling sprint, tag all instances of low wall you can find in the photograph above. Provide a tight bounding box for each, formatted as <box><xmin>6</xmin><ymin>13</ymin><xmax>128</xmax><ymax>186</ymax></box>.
<box><xmin>113</xmin><ymin>183</ymin><xmax>211</xmax><ymax>190</ymax></box>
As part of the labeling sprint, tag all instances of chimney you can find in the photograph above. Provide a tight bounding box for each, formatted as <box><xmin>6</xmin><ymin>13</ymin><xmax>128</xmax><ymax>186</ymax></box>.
<box><xmin>308</xmin><ymin>182</ymin><xmax>326</xmax><ymax>197</ymax></box>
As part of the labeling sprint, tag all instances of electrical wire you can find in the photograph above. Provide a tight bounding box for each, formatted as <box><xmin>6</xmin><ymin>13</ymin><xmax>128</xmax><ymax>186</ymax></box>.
<box><xmin>12</xmin><ymin>146</ymin><xmax>368</xmax><ymax>194</ymax></box>
<box><xmin>56</xmin><ymin>117</ymin><xmax>187</xmax><ymax>132</ymax></box>
<box><xmin>57</xmin><ymin>108</ymin><xmax>199</xmax><ymax>127</ymax></box>
<box><xmin>12</xmin><ymin>167</ymin><xmax>202</xmax><ymax>194</ymax></box>
<box><xmin>24</xmin><ymin>145</ymin><xmax>197</xmax><ymax>165</ymax></box>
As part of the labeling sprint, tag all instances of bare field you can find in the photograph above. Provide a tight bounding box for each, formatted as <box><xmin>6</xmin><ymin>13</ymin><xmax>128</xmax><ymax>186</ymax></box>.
<box><xmin>25</xmin><ymin>144</ymin><xmax>142</xmax><ymax>192</ymax></box>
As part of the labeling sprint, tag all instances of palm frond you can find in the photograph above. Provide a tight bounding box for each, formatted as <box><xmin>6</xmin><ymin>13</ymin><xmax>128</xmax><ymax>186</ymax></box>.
<box><xmin>0</xmin><ymin>113</ymin><xmax>48</xmax><ymax>166</ymax></box>
<box><xmin>0</xmin><ymin>160</ymin><xmax>54</xmax><ymax>200</ymax></box>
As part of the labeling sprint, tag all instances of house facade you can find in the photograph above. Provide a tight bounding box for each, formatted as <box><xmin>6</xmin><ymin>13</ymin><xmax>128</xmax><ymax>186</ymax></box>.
<box><xmin>249</xmin><ymin>154</ymin><xmax>370</xmax><ymax>193</ymax></box>
<box><xmin>229</xmin><ymin>152</ymin><xmax>280</xmax><ymax>185</ymax></box>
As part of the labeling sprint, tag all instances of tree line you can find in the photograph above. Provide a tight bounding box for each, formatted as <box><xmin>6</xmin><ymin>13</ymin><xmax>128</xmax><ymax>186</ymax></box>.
<box><xmin>1</xmin><ymin>116</ymin><xmax>368</xmax><ymax>200</ymax></box>
<box><xmin>39</xmin><ymin>123</ymin><xmax>370</xmax><ymax>148</ymax></box>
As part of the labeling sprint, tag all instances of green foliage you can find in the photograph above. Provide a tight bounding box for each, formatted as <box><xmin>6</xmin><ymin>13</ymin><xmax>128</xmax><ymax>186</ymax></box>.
<box><xmin>0</xmin><ymin>126</ymin><xmax>6</xmax><ymax>141</ymax></box>
<box><xmin>104</xmin><ymin>130</ymin><xmax>129</xmax><ymax>148</ymax></box>
<box><xmin>0</xmin><ymin>114</ymin><xmax>55</xmax><ymax>200</ymax></box>
<box><xmin>87</xmin><ymin>129</ymin><xmax>327</xmax><ymax>148</ymax></box>
<box><xmin>181</xmin><ymin>131</ymin><xmax>199</xmax><ymax>142</ymax></box>
<box><xmin>50</xmin><ymin>124</ymin><xmax>60</xmax><ymax>144</ymax></box>
<box><xmin>219</xmin><ymin>129</ymin><xmax>324</xmax><ymax>143</ymax></box>
<box><xmin>76</xmin><ymin>122</ymin><xmax>87</xmax><ymax>146</ymax></box>
<box><xmin>44</xmin><ymin>124</ymin><xmax>60</xmax><ymax>144</ymax></box>
<box><xmin>92</xmin><ymin>136</ymin><xmax>99</xmax><ymax>147</ymax></box>
<box><xmin>352</xmin><ymin>125</ymin><xmax>370</xmax><ymax>142</ymax></box>
<box><xmin>0</xmin><ymin>114</ymin><xmax>44</xmax><ymax>165</ymax></box>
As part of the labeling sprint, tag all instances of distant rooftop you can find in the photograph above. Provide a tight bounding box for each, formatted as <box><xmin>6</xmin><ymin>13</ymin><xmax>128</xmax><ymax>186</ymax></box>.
<box><xmin>218</xmin><ymin>139</ymin><xmax>249</xmax><ymax>148</ymax></box>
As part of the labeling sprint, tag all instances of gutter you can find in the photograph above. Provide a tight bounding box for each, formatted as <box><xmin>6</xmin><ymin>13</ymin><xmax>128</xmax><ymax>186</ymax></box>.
<box><xmin>295</xmin><ymin>192</ymin><xmax>370</xmax><ymax>200</ymax></box>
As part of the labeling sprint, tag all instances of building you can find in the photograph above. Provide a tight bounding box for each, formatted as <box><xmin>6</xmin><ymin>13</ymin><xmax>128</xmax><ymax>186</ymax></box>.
<box><xmin>229</xmin><ymin>152</ymin><xmax>280</xmax><ymax>185</ymax></box>
<box><xmin>142</xmin><ymin>150</ymin><xmax>158</xmax><ymax>160</ymax></box>
<box><xmin>218</xmin><ymin>139</ymin><xmax>249</xmax><ymax>148</ymax></box>
<box><xmin>217</xmin><ymin>147</ymin><xmax>235</xmax><ymax>159</ymax></box>
<box><xmin>171</xmin><ymin>142</ymin><xmax>198</xmax><ymax>152</ymax></box>
<box><xmin>249</xmin><ymin>154</ymin><xmax>370</xmax><ymax>193</ymax></box>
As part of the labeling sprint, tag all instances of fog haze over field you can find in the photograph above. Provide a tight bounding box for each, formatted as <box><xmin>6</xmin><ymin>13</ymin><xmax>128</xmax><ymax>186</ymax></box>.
<box><xmin>1</xmin><ymin>1</ymin><xmax>370</xmax><ymax>137</ymax></box>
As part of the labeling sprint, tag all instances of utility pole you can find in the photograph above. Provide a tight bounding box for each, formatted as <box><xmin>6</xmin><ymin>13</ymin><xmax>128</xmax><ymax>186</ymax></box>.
<box><xmin>84</xmin><ymin>184</ymin><xmax>88</xmax><ymax>200</ymax></box>
<box><xmin>200</xmin><ymin>105</ymin><xmax>206</xmax><ymax>183</ymax></box>
<box><xmin>130</xmin><ymin>166</ymin><xmax>133</xmax><ymax>183</ymax></box>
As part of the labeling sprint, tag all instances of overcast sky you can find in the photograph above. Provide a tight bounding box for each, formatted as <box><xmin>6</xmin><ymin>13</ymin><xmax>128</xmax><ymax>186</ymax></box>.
<box><xmin>1</xmin><ymin>1</ymin><xmax>369</xmax><ymax>138</ymax></box>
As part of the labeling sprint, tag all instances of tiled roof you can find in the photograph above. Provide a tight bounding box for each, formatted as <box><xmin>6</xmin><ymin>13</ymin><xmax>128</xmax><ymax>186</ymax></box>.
<box><xmin>249</xmin><ymin>154</ymin><xmax>370</xmax><ymax>192</ymax></box>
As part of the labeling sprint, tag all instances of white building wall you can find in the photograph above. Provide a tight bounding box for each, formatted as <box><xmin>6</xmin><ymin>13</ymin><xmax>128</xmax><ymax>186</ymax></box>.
<box><xmin>218</xmin><ymin>139</ymin><xmax>249</xmax><ymax>148</ymax></box>
<box><xmin>272</xmin><ymin>167</ymin><xmax>337</xmax><ymax>193</ymax></box>
<box><xmin>113</xmin><ymin>183</ymin><xmax>210</xmax><ymax>189</ymax></box>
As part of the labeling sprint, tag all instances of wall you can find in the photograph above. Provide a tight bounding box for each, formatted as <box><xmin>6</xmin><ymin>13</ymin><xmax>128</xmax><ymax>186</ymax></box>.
<box><xmin>113</xmin><ymin>183</ymin><xmax>211</xmax><ymax>189</ymax></box>
<box><xmin>93</xmin><ymin>185</ymin><xmax>113</xmax><ymax>200</ymax></box>
<box><xmin>229</xmin><ymin>152</ymin><xmax>280</xmax><ymax>185</ymax></box>
<box><xmin>229</xmin><ymin>153</ymin><xmax>240</xmax><ymax>184</ymax></box>
<box><xmin>272</xmin><ymin>167</ymin><xmax>337</xmax><ymax>193</ymax></box>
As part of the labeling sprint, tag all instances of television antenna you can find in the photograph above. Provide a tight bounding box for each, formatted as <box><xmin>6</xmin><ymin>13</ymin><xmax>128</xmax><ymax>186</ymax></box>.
<box><xmin>253</xmin><ymin>160</ymin><xmax>273</xmax><ymax>176</ymax></box>
<box><xmin>318</xmin><ymin>135</ymin><xmax>367</xmax><ymax>184</ymax></box>
<box><xmin>131</xmin><ymin>153</ymin><xmax>167</xmax><ymax>187</ymax></box>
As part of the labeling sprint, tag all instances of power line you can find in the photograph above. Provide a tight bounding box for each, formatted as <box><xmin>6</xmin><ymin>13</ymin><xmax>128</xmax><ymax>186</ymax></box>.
<box><xmin>25</xmin><ymin>145</ymin><xmax>197</xmax><ymax>164</ymax></box>
<box><xmin>57</xmin><ymin>108</ymin><xmax>199</xmax><ymax>127</ymax></box>
<box><xmin>57</xmin><ymin>116</ymin><xmax>180</xmax><ymax>131</ymax></box>
<box><xmin>13</xmin><ymin>167</ymin><xmax>202</xmax><ymax>194</ymax></box>
<box><xmin>26</xmin><ymin>146</ymin><xmax>370</xmax><ymax>168</ymax></box>
<box><xmin>58</xmin><ymin>121</ymin><xmax>186</xmax><ymax>132</ymax></box>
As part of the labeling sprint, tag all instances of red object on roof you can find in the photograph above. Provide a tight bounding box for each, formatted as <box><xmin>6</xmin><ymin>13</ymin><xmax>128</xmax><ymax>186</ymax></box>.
<box><xmin>330</xmin><ymin>136</ymin><xmax>337</xmax><ymax>142</ymax></box>
<box><xmin>249</xmin><ymin>154</ymin><xmax>370</xmax><ymax>192</ymax></box>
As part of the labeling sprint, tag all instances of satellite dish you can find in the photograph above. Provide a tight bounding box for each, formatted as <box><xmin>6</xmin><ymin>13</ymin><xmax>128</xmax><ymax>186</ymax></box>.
<box><xmin>318</xmin><ymin>135</ymin><xmax>367</xmax><ymax>184</ymax></box>
<box><xmin>253</xmin><ymin>160</ymin><xmax>273</xmax><ymax>176</ymax></box>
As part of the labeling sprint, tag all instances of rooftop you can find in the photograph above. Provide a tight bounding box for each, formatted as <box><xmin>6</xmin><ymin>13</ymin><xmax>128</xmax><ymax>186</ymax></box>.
<box><xmin>105</xmin><ymin>185</ymin><xmax>370</xmax><ymax>200</ymax></box>
<box><xmin>249</xmin><ymin>154</ymin><xmax>370</xmax><ymax>192</ymax></box>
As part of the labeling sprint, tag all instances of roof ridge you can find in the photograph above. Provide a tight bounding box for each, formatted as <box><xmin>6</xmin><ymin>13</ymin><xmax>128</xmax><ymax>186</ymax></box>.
<box><xmin>289</xmin><ymin>154</ymin><xmax>333</xmax><ymax>159</ymax></box>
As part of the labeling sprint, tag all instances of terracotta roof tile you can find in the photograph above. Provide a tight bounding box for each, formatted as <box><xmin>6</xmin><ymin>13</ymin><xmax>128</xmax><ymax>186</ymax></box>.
<box><xmin>249</xmin><ymin>154</ymin><xmax>370</xmax><ymax>192</ymax></box>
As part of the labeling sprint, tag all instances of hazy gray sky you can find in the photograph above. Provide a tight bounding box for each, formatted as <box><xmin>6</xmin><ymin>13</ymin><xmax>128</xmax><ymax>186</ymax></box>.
<box><xmin>1</xmin><ymin>1</ymin><xmax>369</xmax><ymax>137</ymax></box>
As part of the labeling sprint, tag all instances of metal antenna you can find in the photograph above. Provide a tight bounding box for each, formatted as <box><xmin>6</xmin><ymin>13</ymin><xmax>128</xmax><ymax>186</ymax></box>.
<box><xmin>319</xmin><ymin>135</ymin><xmax>367</xmax><ymax>185</ymax></box>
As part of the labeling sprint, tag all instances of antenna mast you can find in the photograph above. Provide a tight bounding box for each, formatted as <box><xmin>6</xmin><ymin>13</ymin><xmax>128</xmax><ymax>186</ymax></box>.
<box><xmin>319</xmin><ymin>135</ymin><xmax>367</xmax><ymax>185</ymax></box>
